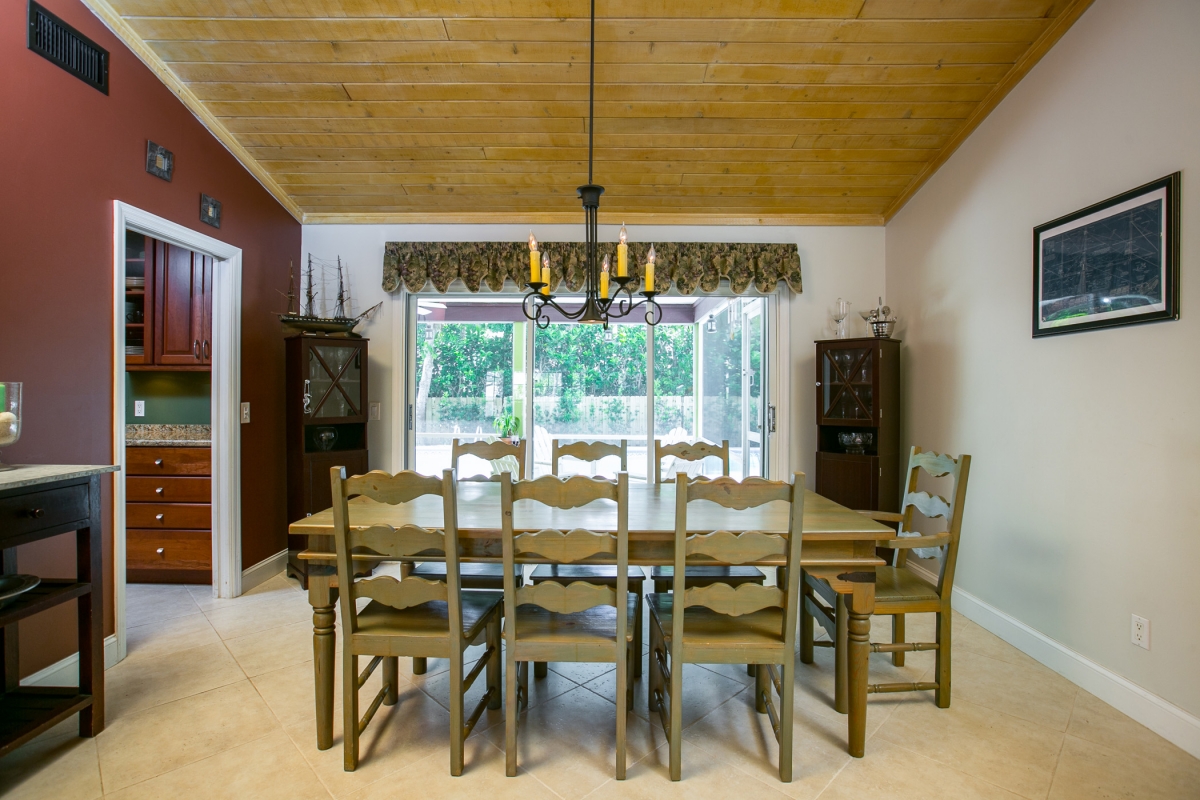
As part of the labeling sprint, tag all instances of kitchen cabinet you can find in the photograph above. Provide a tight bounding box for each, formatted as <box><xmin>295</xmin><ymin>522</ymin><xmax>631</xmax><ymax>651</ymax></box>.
<box><xmin>125</xmin><ymin>446</ymin><xmax>212</xmax><ymax>583</ymax></box>
<box><xmin>125</xmin><ymin>233</ymin><xmax>212</xmax><ymax>371</ymax></box>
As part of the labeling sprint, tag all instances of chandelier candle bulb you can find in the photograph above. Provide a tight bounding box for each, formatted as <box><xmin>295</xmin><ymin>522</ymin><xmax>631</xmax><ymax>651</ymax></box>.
<box><xmin>644</xmin><ymin>245</ymin><xmax>656</xmax><ymax>293</ymax></box>
<box><xmin>617</xmin><ymin>224</ymin><xmax>628</xmax><ymax>277</ymax></box>
<box><xmin>600</xmin><ymin>254</ymin><xmax>610</xmax><ymax>298</ymax></box>
<box><xmin>529</xmin><ymin>232</ymin><xmax>540</xmax><ymax>284</ymax></box>
<box><xmin>541</xmin><ymin>254</ymin><xmax>551</xmax><ymax>295</ymax></box>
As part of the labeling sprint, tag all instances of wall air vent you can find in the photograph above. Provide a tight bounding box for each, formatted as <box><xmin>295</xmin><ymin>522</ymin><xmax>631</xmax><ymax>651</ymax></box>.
<box><xmin>27</xmin><ymin>1</ymin><xmax>109</xmax><ymax>94</ymax></box>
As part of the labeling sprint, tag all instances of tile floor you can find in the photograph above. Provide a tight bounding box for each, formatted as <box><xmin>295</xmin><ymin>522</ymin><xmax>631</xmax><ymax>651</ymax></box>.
<box><xmin>2</xmin><ymin>574</ymin><xmax>1197</xmax><ymax>799</ymax></box>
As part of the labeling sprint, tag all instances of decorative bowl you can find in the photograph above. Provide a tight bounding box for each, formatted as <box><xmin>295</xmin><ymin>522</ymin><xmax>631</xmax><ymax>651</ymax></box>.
<box><xmin>0</xmin><ymin>574</ymin><xmax>40</xmax><ymax>609</ymax></box>
<box><xmin>869</xmin><ymin>319</ymin><xmax>896</xmax><ymax>338</ymax></box>
<box><xmin>314</xmin><ymin>427</ymin><xmax>338</xmax><ymax>452</ymax></box>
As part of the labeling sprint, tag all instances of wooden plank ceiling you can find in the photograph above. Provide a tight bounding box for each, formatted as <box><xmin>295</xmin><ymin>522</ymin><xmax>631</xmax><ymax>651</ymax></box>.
<box><xmin>87</xmin><ymin>0</ymin><xmax>1092</xmax><ymax>224</ymax></box>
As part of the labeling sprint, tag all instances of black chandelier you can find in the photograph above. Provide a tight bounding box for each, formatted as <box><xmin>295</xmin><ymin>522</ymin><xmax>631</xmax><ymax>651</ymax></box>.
<box><xmin>521</xmin><ymin>0</ymin><xmax>661</xmax><ymax>329</ymax></box>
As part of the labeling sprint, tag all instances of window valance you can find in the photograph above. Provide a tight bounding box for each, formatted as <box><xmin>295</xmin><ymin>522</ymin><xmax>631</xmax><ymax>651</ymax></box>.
<box><xmin>382</xmin><ymin>241</ymin><xmax>802</xmax><ymax>295</ymax></box>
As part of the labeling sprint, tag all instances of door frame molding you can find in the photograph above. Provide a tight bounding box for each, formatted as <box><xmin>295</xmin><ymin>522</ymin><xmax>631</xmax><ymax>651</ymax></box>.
<box><xmin>111</xmin><ymin>201</ymin><xmax>243</xmax><ymax>660</ymax></box>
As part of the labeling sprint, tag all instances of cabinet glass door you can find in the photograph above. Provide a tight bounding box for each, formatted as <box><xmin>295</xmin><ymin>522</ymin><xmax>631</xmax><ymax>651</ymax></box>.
<box><xmin>307</xmin><ymin>343</ymin><xmax>362</xmax><ymax>419</ymax></box>
<box><xmin>821</xmin><ymin>346</ymin><xmax>873</xmax><ymax>421</ymax></box>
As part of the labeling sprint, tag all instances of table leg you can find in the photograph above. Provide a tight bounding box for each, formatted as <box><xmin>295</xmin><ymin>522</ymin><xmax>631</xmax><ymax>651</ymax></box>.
<box><xmin>308</xmin><ymin>565</ymin><xmax>337</xmax><ymax>751</ymax></box>
<box><xmin>845</xmin><ymin>583</ymin><xmax>875</xmax><ymax>758</ymax></box>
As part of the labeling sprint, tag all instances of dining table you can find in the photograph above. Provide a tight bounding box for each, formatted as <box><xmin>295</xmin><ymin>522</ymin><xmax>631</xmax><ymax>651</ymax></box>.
<box><xmin>288</xmin><ymin>480</ymin><xmax>893</xmax><ymax>758</ymax></box>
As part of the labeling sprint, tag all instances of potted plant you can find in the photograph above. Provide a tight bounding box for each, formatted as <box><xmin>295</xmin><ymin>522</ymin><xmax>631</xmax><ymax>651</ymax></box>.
<box><xmin>493</xmin><ymin>413</ymin><xmax>521</xmax><ymax>445</ymax></box>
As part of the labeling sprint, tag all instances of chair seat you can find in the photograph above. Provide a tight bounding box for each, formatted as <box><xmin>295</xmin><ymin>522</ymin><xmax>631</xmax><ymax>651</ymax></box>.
<box><xmin>875</xmin><ymin>566</ymin><xmax>940</xmax><ymax>606</ymax></box>
<box><xmin>651</xmin><ymin>565</ymin><xmax>766</xmax><ymax>586</ymax></box>
<box><xmin>507</xmin><ymin>592</ymin><xmax>638</xmax><ymax>648</ymax></box>
<box><xmin>647</xmin><ymin>593</ymin><xmax>786</xmax><ymax>656</ymax></box>
<box><xmin>530</xmin><ymin>564</ymin><xmax>646</xmax><ymax>585</ymax></box>
<box><xmin>409</xmin><ymin>562</ymin><xmax>517</xmax><ymax>590</ymax></box>
<box><xmin>354</xmin><ymin>591</ymin><xmax>503</xmax><ymax>644</ymax></box>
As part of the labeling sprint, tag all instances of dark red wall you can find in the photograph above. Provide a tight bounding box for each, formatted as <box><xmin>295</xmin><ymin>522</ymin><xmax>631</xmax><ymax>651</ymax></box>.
<box><xmin>1</xmin><ymin>0</ymin><xmax>300</xmax><ymax>676</ymax></box>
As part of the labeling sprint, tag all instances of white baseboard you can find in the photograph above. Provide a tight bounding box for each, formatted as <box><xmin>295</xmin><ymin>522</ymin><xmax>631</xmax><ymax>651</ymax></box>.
<box><xmin>907</xmin><ymin>561</ymin><xmax>1200</xmax><ymax>760</ymax></box>
<box><xmin>240</xmin><ymin>548</ymin><xmax>288</xmax><ymax>594</ymax></box>
<box><xmin>21</xmin><ymin>634</ymin><xmax>121</xmax><ymax>687</ymax></box>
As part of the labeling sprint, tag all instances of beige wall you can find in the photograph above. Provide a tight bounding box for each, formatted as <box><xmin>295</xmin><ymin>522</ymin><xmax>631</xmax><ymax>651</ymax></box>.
<box><xmin>886</xmin><ymin>0</ymin><xmax>1200</xmax><ymax>717</ymax></box>
<box><xmin>300</xmin><ymin>223</ymin><xmax>885</xmax><ymax>486</ymax></box>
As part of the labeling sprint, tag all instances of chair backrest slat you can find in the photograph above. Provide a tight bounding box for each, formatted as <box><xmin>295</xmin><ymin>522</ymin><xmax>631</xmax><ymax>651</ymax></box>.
<box><xmin>686</xmin><ymin>529</ymin><xmax>787</xmax><ymax>564</ymax></box>
<box><xmin>511</xmin><ymin>474</ymin><xmax>618</xmax><ymax>507</ymax></box>
<box><xmin>655</xmin><ymin>439</ymin><xmax>730</xmax><ymax>483</ymax></box>
<box><xmin>552</xmin><ymin>439</ymin><xmax>628</xmax><ymax>476</ymax></box>
<box><xmin>331</xmin><ymin>468</ymin><xmax>464</xmax><ymax>653</ymax></box>
<box><xmin>453</xmin><ymin>438</ymin><xmax>527</xmax><ymax>480</ymax></box>
<box><xmin>516</xmin><ymin>581</ymin><xmax>617</xmax><ymax>613</ymax></box>
<box><xmin>673</xmin><ymin>472</ymin><xmax>805</xmax><ymax>650</ymax></box>
<box><xmin>901</xmin><ymin>490</ymin><xmax>952</xmax><ymax>521</ymax></box>
<box><xmin>356</xmin><ymin>575</ymin><xmax>449</xmax><ymax>610</ymax></box>
<box><xmin>681</xmin><ymin>583</ymin><xmax>785</xmax><ymax>617</ymax></box>
<box><xmin>514</xmin><ymin>528</ymin><xmax>617</xmax><ymax>562</ymax></box>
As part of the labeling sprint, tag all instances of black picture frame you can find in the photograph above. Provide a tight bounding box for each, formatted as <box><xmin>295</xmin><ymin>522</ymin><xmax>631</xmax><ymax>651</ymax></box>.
<box><xmin>200</xmin><ymin>194</ymin><xmax>222</xmax><ymax>228</ymax></box>
<box><xmin>146</xmin><ymin>141</ymin><xmax>173</xmax><ymax>181</ymax></box>
<box><xmin>1033</xmin><ymin>172</ymin><xmax>1179</xmax><ymax>338</ymax></box>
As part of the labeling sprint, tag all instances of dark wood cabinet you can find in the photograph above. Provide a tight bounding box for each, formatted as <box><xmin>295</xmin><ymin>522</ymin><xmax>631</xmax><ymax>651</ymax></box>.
<box><xmin>125</xmin><ymin>233</ymin><xmax>212</xmax><ymax>371</ymax></box>
<box><xmin>814</xmin><ymin>337</ymin><xmax>900</xmax><ymax>512</ymax></box>
<box><xmin>285</xmin><ymin>335</ymin><xmax>369</xmax><ymax>586</ymax></box>
<box><xmin>126</xmin><ymin>446</ymin><xmax>212</xmax><ymax>583</ymax></box>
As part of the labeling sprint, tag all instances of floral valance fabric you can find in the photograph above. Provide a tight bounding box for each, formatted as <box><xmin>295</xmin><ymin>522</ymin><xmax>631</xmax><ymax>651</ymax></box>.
<box><xmin>382</xmin><ymin>241</ymin><xmax>802</xmax><ymax>295</ymax></box>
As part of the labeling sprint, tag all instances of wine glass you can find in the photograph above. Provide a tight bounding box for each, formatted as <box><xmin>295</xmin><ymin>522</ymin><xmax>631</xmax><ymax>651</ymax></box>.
<box><xmin>832</xmin><ymin>298</ymin><xmax>851</xmax><ymax>338</ymax></box>
<box><xmin>0</xmin><ymin>382</ymin><xmax>22</xmax><ymax>471</ymax></box>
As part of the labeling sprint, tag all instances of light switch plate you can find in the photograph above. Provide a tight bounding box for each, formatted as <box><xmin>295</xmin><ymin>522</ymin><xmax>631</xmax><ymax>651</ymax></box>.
<box><xmin>369</xmin><ymin>402</ymin><xmax>381</xmax><ymax>421</ymax></box>
<box><xmin>240</xmin><ymin>402</ymin><xmax>251</xmax><ymax>424</ymax></box>
<box><xmin>134</xmin><ymin>400</ymin><xmax>145</xmax><ymax>417</ymax></box>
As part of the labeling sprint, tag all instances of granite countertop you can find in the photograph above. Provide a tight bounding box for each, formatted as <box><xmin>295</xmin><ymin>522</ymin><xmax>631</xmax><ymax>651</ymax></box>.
<box><xmin>126</xmin><ymin>424</ymin><xmax>211</xmax><ymax>447</ymax></box>
<box><xmin>0</xmin><ymin>464</ymin><xmax>120</xmax><ymax>491</ymax></box>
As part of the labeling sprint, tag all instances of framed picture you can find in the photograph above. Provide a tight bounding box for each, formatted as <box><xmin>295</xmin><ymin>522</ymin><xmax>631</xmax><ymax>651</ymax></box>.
<box><xmin>200</xmin><ymin>194</ymin><xmax>222</xmax><ymax>228</ymax></box>
<box><xmin>1033</xmin><ymin>172</ymin><xmax>1179</xmax><ymax>337</ymax></box>
<box><xmin>146</xmin><ymin>140</ymin><xmax>173</xmax><ymax>181</ymax></box>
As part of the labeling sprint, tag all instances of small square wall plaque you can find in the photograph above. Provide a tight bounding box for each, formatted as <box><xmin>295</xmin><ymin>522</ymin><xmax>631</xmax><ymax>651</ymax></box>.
<box><xmin>146</xmin><ymin>141</ymin><xmax>173</xmax><ymax>181</ymax></box>
<box><xmin>200</xmin><ymin>194</ymin><xmax>222</xmax><ymax>228</ymax></box>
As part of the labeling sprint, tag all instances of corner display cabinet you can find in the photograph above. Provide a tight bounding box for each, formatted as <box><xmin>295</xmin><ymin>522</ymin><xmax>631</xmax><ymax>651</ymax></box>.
<box><xmin>814</xmin><ymin>337</ymin><xmax>900</xmax><ymax>513</ymax></box>
<box><xmin>286</xmin><ymin>334</ymin><xmax>369</xmax><ymax>586</ymax></box>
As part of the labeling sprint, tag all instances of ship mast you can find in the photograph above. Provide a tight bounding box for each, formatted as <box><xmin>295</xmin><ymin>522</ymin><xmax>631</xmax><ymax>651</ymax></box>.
<box><xmin>283</xmin><ymin>261</ymin><xmax>297</xmax><ymax>315</ymax></box>
<box><xmin>302</xmin><ymin>254</ymin><xmax>317</xmax><ymax>317</ymax></box>
<box><xmin>334</xmin><ymin>257</ymin><xmax>347</xmax><ymax>319</ymax></box>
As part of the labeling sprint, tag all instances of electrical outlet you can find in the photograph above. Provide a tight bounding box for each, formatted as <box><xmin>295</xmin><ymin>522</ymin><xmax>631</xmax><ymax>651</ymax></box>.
<box><xmin>134</xmin><ymin>400</ymin><xmax>145</xmax><ymax>418</ymax></box>
<box><xmin>240</xmin><ymin>402</ymin><xmax>251</xmax><ymax>424</ymax></box>
<box><xmin>369</xmin><ymin>402</ymin><xmax>381</xmax><ymax>421</ymax></box>
<box><xmin>1131</xmin><ymin>614</ymin><xmax>1150</xmax><ymax>650</ymax></box>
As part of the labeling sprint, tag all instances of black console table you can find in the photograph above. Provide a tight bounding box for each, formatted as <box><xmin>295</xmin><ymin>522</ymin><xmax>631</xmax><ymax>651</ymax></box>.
<box><xmin>0</xmin><ymin>464</ymin><xmax>117</xmax><ymax>757</ymax></box>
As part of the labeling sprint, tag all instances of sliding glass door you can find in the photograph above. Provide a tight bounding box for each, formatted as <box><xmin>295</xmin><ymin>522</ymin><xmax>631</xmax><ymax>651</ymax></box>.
<box><xmin>406</xmin><ymin>294</ymin><xmax>771</xmax><ymax>481</ymax></box>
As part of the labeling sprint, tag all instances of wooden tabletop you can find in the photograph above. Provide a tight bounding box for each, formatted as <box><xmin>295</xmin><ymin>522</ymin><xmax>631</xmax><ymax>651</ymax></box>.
<box><xmin>289</xmin><ymin>482</ymin><xmax>893</xmax><ymax>542</ymax></box>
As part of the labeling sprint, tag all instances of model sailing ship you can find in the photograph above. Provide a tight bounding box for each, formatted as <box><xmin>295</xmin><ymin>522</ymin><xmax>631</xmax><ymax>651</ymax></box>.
<box><xmin>279</xmin><ymin>255</ymin><xmax>381</xmax><ymax>336</ymax></box>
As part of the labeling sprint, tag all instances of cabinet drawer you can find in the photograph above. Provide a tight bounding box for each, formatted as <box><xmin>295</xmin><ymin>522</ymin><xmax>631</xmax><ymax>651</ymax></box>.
<box><xmin>0</xmin><ymin>484</ymin><xmax>90</xmax><ymax>539</ymax></box>
<box><xmin>127</xmin><ymin>529</ymin><xmax>211</xmax><ymax>571</ymax></box>
<box><xmin>127</xmin><ymin>503</ymin><xmax>211</xmax><ymax>530</ymax></box>
<box><xmin>127</xmin><ymin>477</ymin><xmax>211</xmax><ymax>503</ymax></box>
<box><xmin>127</xmin><ymin>447</ymin><xmax>211</xmax><ymax>476</ymax></box>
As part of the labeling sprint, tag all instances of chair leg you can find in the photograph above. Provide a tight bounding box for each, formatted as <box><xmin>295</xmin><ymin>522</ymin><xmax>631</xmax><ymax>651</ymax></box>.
<box><xmin>342</xmin><ymin>651</ymin><xmax>359</xmax><ymax>772</ymax></box>
<box><xmin>383</xmin><ymin>657</ymin><xmax>399</xmax><ymax>705</ymax></box>
<box><xmin>616</xmin><ymin>644</ymin><xmax>628</xmax><ymax>780</ymax></box>
<box><xmin>534</xmin><ymin>661</ymin><xmax>548</xmax><ymax>679</ymax></box>
<box><xmin>413</xmin><ymin>657</ymin><xmax>427</xmax><ymax>675</ymax></box>
<box><xmin>504</xmin><ymin>646</ymin><xmax>518</xmax><ymax>777</ymax></box>
<box><xmin>449</xmin><ymin>649</ymin><xmax>465</xmax><ymax>777</ymax></box>
<box><xmin>799</xmin><ymin>577</ymin><xmax>814</xmax><ymax>664</ymax></box>
<box><xmin>486</xmin><ymin>614</ymin><xmax>502</xmax><ymax>710</ymax></box>
<box><xmin>755</xmin><ymin>664</ymin><xmax>768</xmax><ymax>713</ymax></box>
<box><xmin>935</xmin><ymin>611</ymin><xmax>952</xmax><ymax>708</ymax></box>
<box><xmin>834</xmin><ymin>594</ymin><xmax>848</xmax><ymax>715</ymax></box>
<box><xmin>668</xmin><ymin>645</ymin><xmax>683</xmax><ymax>781</ymax></box>
<box><xmin>892</xmin><ymin>614</ymin><xmax>906</xmax><ymax>667</ymax></box>
<box><xmin>779</xmin><ymin>655</ymin><xmax>795</xmax><ymax>783</ymax></box>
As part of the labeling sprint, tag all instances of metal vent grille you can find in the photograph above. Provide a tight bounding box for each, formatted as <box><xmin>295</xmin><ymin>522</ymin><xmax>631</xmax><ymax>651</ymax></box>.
<box><xmin>27</xmin><ymin>1</ymin><xmax>108</xmax><ymax>94</ymax></box>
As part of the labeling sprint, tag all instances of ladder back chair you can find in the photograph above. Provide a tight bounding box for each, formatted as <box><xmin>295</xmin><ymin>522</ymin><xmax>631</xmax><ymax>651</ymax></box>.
<box><xmin>331</xmin><ymin>467</ymin><xmax>503</xmax><ymax>775</ymax></box>
<box><xmin>800</xmin><ymin>447</ymin><xmax>971</xmax><ymax>710</ymax></box>
<box><xmin>652</xmin><ymin>441</ymin><xmax>766</xmax><ymax>637</ymax></box>
<box><xmin>500</xmin><ymin>472</ymin><xmax>635</xmax><ymax>780</ymax></box>
<box><xmin>538</xmin><ymin>438</ymin><xmax>641</xmax><ymax>678</ymax></box>
<box><xmin>551</xmin><ymin>438</ymin><xmax>628</xmax><ymax>476</ymax></box>
<box><xmin>648</xmin><ymin>473</ymin><xmax>806</xmax><ymax>782</ymax></box>
<box><xmin>452</xmin><ymin>438</ymin><xmax>527</xmax><ymax>481</ymax></box>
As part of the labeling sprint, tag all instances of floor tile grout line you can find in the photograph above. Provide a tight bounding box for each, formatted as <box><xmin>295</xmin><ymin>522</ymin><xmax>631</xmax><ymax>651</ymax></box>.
<box><xmin>868</xmin><ymin>736</ymin><xmax>1046</xmax><ymax>800</ymax></box>
<box><xmin>99</xmin><ymin>726</ymin><xmax>279</xmax><ymax>797</ymax></box>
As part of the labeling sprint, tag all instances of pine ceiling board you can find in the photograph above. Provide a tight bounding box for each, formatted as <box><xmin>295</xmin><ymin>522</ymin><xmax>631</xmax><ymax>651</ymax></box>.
<box><xmin>203</xmin><ymin>100</ymin><xmax>978</xmax><ymax>119</ymax></box>
<box><xmin>301</xmin><ymin>212</ymin><xmax>888</xmax><ymax>225</ymax></box>
<box><xmin>148</xmin><ymin>40</ymin><xmax>1031</xmax><ymax>66</ymax></box>
<box><xmin>441</xmin><ymin>18</ymin><xmax>1052</xmax><ymax>43</ymax></box>
<box><xmin>86</xmin><ymin>0</ymin><xmax>1093</xmax><ymax>223</ymax></box>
